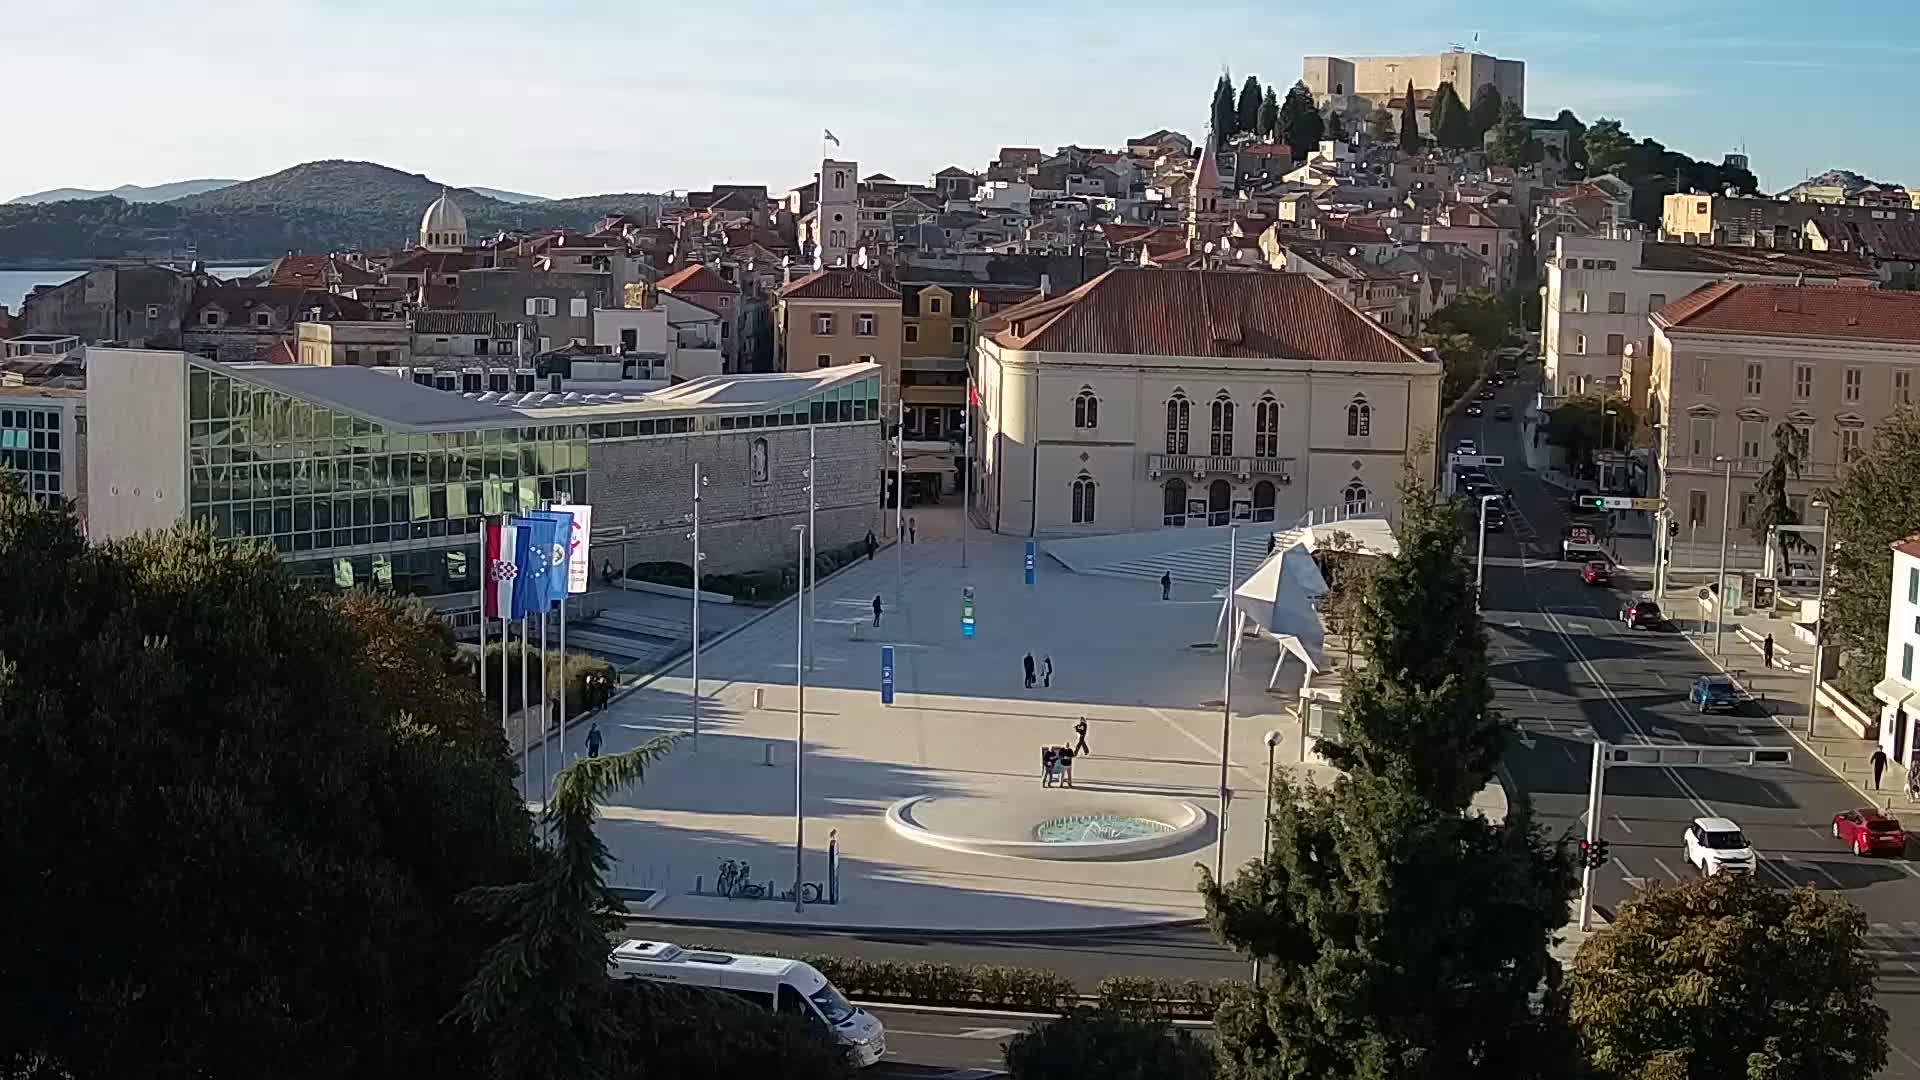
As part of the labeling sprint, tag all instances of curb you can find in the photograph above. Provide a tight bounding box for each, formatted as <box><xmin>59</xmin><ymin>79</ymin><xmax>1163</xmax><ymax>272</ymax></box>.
<box><xmin>620</xmin><ymin>911</ymin><xmax>1210</xmax><ymax>938</ymax></box>
<box><xmin>848</xmin><ymin>999</ymin><xmax>1214</xmax><ymax>1028</ymax></box>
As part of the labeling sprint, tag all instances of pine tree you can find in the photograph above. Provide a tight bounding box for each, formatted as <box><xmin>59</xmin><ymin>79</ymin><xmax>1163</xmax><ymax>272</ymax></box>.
<box><xmin>1236</xmin><ymin>75</ymin><xmax>1264</xmax><ymax>140</ymax></box>
<box><xmin>1398</xmin><ymin>81</ymin><xmax>1422</xmax><ymax>153</ymax></box>
<box><xmin>1431</xmin><ymin>81</ymin><xmax>1472</xmax><ymax>150</ymax></box>
<box><xmin>1324</xmin><ymin>108</ymin><xmax>1347</xmax><ymax>142</ymax></box>
<box><xmin>1257</xmin><ymin>87</ymin><xmax>1280</xmax><ymax>138</ymax></box>
<box><xmin>1749</xmin><ymin>421</ymin><xmax>1811</xmax><ymax>564</ymax></box>
<box><xmin>1469</xmin><ymin>83</ymin><xmax>1504</xmax><ymax>143</ymax></box>
<box><xmin>1276</xmin><ymin>81</ymin><xmax>1324</xmax><ymax>161</ymax></box>
<box><xmin>1212</xmin><ymin>73</ymin><xmax>1237</xmax><ymax>144</ymax></box>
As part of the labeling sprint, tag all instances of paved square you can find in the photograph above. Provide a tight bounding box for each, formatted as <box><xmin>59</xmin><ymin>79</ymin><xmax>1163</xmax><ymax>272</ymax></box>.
<box><xmin>572</xmin><ymin>517</ymin><xmax>1335</xmax><ymax>931</ymax></box>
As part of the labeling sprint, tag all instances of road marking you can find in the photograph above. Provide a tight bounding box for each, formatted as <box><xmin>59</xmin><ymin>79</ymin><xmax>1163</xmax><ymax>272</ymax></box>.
<box><xmin>1527</xmin><ymin>687</ymin><xmax>1542</xmax><ymax>703</ymax></box>
<box><xmin>1562</xmin><ymin>746</ymin><xmax>1578</xmax><ymax>766</ymax></box>
<box><xmin>887</xmin><ymin>1027</ymin><xmax>1023</xmax><ymax>1040</ymax></box>
<box><xmin>1652</xmin><ymin>857</ymin><xmax>1682</xmax><ymax>882</ymax></box>
<box><xmin>1565</xmin><ymin>621</ymin><xmax>1589</xmax><ymax>634</ymax></box>
<box><xmin>1611</xmin><ymin>813</ymin><xmax>1633</xmax><ymax>834</ymax></box>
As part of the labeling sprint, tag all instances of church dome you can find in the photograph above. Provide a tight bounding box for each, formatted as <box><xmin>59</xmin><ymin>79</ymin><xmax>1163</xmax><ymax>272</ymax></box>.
<box><xmin>419</xmin><ymin>190</ymin><xmax>468</xmax><ymax>250</ymax></box>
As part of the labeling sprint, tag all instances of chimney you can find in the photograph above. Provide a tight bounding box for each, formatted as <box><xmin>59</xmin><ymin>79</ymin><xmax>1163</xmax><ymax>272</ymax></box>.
<box><xmin>1039</xmin><ymin>273</ymin><xmax>1052</xmax><ymax>298</ymax></box>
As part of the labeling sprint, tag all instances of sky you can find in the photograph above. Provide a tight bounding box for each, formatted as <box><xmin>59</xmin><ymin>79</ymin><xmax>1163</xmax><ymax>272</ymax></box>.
<box><xmin>5</xmin><ymin>0</ymin><xmax>1918</xmax><ymax>202</ymax></box>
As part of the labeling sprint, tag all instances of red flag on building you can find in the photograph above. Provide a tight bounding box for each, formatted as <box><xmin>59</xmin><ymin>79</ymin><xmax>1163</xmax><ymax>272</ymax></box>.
<box><xmin>968</xmin><ymin>379</ymin><xmax>980</xmax><ymax>408</ymax></box>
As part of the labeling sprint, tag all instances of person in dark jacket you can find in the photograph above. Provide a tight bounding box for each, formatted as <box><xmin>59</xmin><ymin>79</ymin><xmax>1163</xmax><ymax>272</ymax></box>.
<box><xmin>1023</xmin><ymin>652</ymin><xmax>1036</xmax><ymax>689</ymax></box>
<box><xmin>586</xmin><ymin>722</ymin><xmax>603</xmax><ymax>759</ymax></box>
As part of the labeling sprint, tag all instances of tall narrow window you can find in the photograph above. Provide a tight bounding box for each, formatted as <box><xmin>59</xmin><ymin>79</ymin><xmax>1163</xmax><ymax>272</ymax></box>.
<box><xmin>1841</xmin><ymin>428</ymin><xmax>1861</xmax><ymax>463</ymax></box>
<box><xmin>1070</xmin><ymin>474</ymin><xmax>1097</xmax><ymax>524</ymax></box>
<box><xmin>1254</xmin><ymin>395</ymin><xmax>1280</xmax><ymax>458</ymax></box>
<box><xmin>1745</xmin><ymin>362</ymin><xmax>1763</xmax><ymax>397</ymax></box>
<box><xmin>1897</xmin><ymin>369</ymin><xmax>1914</xmax><ymax>404</ymax></box>
<box><xmin>1073</xmin><ymin>387</ymin><xmax>1099</xmax><ymax>429</ymax></box>
<box><xmin>1210</xmin><ymin>393</ymin><xmax>1235</xmax><ymax>456</ymax></box>
<box><xmin>1165</xmin><ymin>393</ymin><xmax>1190</xmax><ymax>454</ymax></box>
<box><xmin>1844</xmin><ymin>366</ymin><xmax>1862</xmax><ymax>403</ymax></box>
<box><xmin>1794</xmin><ymin>363</ymin><xmax>1813</xmax><ymax>401</ymax></box>
<box><xmin>1347</xmin><ymin>396</ymin><xmax>1371</xmax><ymax>437</ymax></box>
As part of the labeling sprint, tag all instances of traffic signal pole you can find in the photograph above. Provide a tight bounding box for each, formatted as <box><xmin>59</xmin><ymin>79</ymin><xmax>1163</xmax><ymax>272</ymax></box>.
<box><xmin>1580</xmin><ymin>740</ymin><xmax>1605</xmax><ymax>932</ymax></box>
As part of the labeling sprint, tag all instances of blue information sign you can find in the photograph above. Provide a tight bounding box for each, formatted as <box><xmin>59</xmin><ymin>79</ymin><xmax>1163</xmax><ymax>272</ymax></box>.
<box><xmin>961</xmin><ymin>586</ymin><xmax>976</xmax><ymax>638</ymax></box>
<box><xmin>1024</xmin><ymin>541</ymin><xmax>1036</xmax><ymax>586</ymax></box>
<box><xmin>880</xmin><ymin>645</ymin><xmax>896</xmax><ymax>705</ymax></box>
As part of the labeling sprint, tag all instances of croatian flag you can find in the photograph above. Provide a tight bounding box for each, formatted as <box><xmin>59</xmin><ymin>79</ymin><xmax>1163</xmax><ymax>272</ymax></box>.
<box><xmin>512</xmin><ymin>515</ymin><xmax>558</xmax><ymax>620</ymax></box>
<box><xmin>522</xmin><ymin>510</ymin><xmax>573</xmax><ymax>607</ymax></box>
<box><xmin>484</xmin><ymin>519</ymin><xmax>519</xmax><ymax>620</ymax></box>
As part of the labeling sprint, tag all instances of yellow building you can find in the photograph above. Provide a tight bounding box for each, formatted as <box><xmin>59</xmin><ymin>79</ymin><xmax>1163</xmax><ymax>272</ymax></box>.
<box><xmin>776</xmin><ymin>269</ymin><xmax>903</xmax><ymax>411</ymax></box>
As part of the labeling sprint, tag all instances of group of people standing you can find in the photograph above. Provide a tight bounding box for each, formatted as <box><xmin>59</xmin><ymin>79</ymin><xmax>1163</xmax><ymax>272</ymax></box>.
<box><xmin>1022</xmin><ymin>651</ymin><xmax>1053</xmax><ymax>689</ymax></box>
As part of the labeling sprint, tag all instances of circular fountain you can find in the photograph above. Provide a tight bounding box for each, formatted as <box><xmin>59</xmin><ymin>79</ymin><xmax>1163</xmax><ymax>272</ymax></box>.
<box><xmin>886</xmin><ymin>791</ymin><xmax>1207</xmax><ymax>860</ymax></box>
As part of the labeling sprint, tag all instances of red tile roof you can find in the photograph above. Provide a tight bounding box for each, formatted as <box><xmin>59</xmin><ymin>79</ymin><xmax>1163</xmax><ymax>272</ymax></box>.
<box><xmin>266</xmin><ymin>255</ymin><xmax>382</xmax><ymax>289</ymax></box>
<box><xmin>982</xmin><ymin>268</ymin><xmax>1433</xmax><ymax>364</ymax></box>
<box><xmin>1895</xmin><ymin>532</ymin><xmax>1920</xmax><ymax>560</ymax></box>
<box><xmin>1655</xmin><ymin>282</ymin><xmax>1920</xmax><ymax>343</ymax></box>
<box><xmin>655</xmin><ymin>263</ymin><xmax>737</xmax><ymax>295</ymax></box>
<box><xmin>778</xmin><ymin>269</ymin><xmax>901</xmax><ymax>301</ymax></box>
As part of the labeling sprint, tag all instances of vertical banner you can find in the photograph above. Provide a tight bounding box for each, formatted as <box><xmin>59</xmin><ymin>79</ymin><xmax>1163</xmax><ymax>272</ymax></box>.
<box><xmin>1024</xmin><ymin>541</ymin><xmax>1036</xmax><ymax>586</ymax></box>
<box><xmin>880</xmin><ymin>645</ymin><xmax>895</xmax><ymax>706</ymax></box>
<box><xmin>552</xmin><ymin>503</ymin><xmax>592</xmax><ymax>594</ymax></box>
<box><xmin>961</xmin><ymin>585</ymin><xmax>976</xmax><ymax>639</ymax></box>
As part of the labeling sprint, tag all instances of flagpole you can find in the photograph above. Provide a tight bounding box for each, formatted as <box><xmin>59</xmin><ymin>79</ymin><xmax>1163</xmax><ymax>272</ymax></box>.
<box><xmin>540</xmin><ymin>603</ymin><xmax>550</xmax><ymax>845</ymax></box>
<box><xmin>478</xmin><ymin>538</ymin><xmax>488</xmax><ymax>696</ymax></box>
<box><xmin>520</xmin><ymin>612</ymin><xmax>530</xmax><ymax>835</ymax></box>
<box><xmin>962</xmin><ymin>379</ymin><xmax>971</xmax><ymax>569</ymax></box>
<box><xmin>691</xmin><ymin>464</ymin><xmax>704</xmax><ymax>749</ymax></box>
<box><xmin>558</xmin><ymin>593</ymin><xmax>567</xmax><ymax>767</ymax></box>
<box><xmin>807</xmin><ymin>428</ymin><xmax>816</xmax><ymax>673</ymax></box>
<box><xmin>895</xmin><ymin>413</ymin><xmax>904</xmax><ymax>607</ymax></box>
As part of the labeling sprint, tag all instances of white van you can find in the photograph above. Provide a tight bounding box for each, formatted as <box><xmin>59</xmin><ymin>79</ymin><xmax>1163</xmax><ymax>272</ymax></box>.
<box><xmin>607</xmin><ymin>940</ymin><xmax>886</xmax><ymax>1067</ymax></box>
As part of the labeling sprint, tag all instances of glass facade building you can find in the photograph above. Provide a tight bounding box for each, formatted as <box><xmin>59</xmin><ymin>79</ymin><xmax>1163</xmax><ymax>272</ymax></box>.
<box><xmin>184</xmin><ymin>360</ymin><xmax>882</xmax><ymax>597</ymax></box>
<box><xmin>0</xmin><ymin>404</ymin><xmax>66</xmax><ymax>505</ymax></box>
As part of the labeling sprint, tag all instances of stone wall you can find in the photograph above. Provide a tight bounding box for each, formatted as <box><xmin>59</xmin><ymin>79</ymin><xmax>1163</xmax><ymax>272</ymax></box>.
<box><xmin>23</xmin><ymin>268</ymin><xmax>196</xmax><ymax>348</ymax></box>
<box><xmin>589</xmin><ymin>421</ymin><xmax>883</xmax><ymax>575</ymax></box>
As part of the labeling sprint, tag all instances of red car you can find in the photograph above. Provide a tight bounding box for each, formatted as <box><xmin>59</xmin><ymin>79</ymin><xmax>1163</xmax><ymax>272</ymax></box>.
<box><xmin>1833</xmin><ymin>808</ymin><xmax>1907</xmax><ymax>856</ymax></box>
<box><xmin>1581</xmin><ymin>560</ymin><xmax>1612</xmax><ymax>586</ymax></box>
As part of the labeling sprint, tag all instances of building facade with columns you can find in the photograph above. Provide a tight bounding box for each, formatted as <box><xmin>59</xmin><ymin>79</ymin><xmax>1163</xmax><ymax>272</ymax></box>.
<box><xmin>976</xmin><ymin>269</ymin><xmax>1442</xmax><ymax>536</ymax></box>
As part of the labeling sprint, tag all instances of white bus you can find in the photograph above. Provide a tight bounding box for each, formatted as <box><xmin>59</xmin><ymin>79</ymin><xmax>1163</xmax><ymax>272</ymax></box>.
<box><xmin>607</xmin><ymin>940</ymin><xmax>886</xmax><ymax>1067</ymax></box>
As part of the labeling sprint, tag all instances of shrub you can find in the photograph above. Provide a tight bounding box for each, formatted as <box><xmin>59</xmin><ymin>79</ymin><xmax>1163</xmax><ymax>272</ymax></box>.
<box><xmin>479</xmin><ymin>641</ymin><xmax>614</xmax><ymax>719</ymax></box>
<box><xmin>1003</xmin><ymin>1008</ymin><xmax>1215</xmax><ymax>1080</ymax></box>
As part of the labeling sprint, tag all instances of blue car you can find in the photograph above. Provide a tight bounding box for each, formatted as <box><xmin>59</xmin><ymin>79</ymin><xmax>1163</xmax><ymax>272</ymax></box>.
<box><xmin>1689</xmin><ymin>674</ymin><xmax>1750</xmax><ymax>714</ymax></box>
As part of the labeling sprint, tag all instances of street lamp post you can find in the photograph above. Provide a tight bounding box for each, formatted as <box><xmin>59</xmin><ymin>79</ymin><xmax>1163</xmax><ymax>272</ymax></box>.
<box><xmin>1253</xmin><ymin>728</ymin><xmax>1282</xmax><ymax>989</ymax></box>
<box><xmin>1214</xmin><ymin>523</ymin><xmax>1241</xmax><ymax>882</ymax></box>
<box><xmin>792</xmin><ymin>523</ymin><xmax>808</xmax><ymax>913</ymax></box>
<box><xmin>1713</xmin><ymin>455</ymin><xmax>1733</xmax><ymax>653</ymax></box>
<box><xmin>1603</xmin><ymin>407</ymin><xmax>1619</xmax><ymax>491</ymax></box>
<box><xmin>1808</xmin><ymin>501</ymin><xmax>1832</xmax><ymax>738</ymax></box>
<box><xmin>1475</xmin><ymin>494</ymin><xmax>1499</xmax><ymax>611</ymax></box>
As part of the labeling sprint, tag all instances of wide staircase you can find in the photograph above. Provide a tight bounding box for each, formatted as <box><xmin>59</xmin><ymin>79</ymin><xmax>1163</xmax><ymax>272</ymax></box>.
<box><xmin>1043</xmin><ymin>526</ymin><xmax>1295</xmax><ymax>591</ymax></box>
<box><xmin>567</xmin><ymin>609</ymin><xmax>718</xmax><ymax>672</ymax></box>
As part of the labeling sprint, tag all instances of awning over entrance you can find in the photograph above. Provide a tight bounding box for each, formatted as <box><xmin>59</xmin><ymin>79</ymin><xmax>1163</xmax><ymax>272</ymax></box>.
<box><xmin>1873</xmin><ymin>676</ymin><xmax>1919</xmax><ymax>711</ymax></box>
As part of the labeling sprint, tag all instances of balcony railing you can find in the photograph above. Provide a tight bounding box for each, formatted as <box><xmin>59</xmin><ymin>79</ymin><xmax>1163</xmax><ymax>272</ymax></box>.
<box><xmin>1660</xmin><ymin>453</ymin><xmax>1846</xmax><ymax>481</ymax></box>
<box><xmin>1147</xmin><ymin>453</ymin><xmax>1295</xmax><ymax>482</ymax></box>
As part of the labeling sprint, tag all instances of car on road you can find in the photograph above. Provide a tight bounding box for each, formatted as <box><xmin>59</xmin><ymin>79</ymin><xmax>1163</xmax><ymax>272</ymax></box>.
<box><xmin>1465</xmin><ymin>402</ymin><xmax>1484</xmax><ymax>417</ymax></box>
<box><xmin>1688</xmin><ymin>674</ymin><xmax>1751</xmax><ymax>714</ymax></box>
<box><xmin>1684</xmin><ymin>817</ymin><xmax>1755</xmax><ymax>876</ymax></box>
<box><xmin>1778</xmin><ymin>560</ymin><xmax>1819</xmax><ymax>588</ymax></box>
<box><xmin>1476</xmin><ymin>386</ymin><xmax>1496</xmax><ymax>400</ymax></box>
<box><xmin>1581</xmin><ymin>560</ymin><xmax>1613</xmax><ymax>586</ymax></box>
<box><xmin>1619</xmin><ymin>599</ymin><xmax>1666</xmax><ymax>630</ymax></box>
<box><xmin>1833</xmin><ymin>808</ymin><xmax>1908</xmax><ymax>857</ymax></box>
<box><xmin>1488</xmin><ymin>375</ymin><xmax>1506</xmax><ymax>387</ymax></box>
<box><xmin>1494</xmin><ymin>404</ymin><xmax>1514</xmax><ymax>421</ymax></box>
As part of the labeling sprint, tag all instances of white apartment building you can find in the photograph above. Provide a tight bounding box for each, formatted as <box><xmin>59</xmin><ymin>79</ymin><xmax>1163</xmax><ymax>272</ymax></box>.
<box><xmin>1543</xmin><ymin>233</ymin><xmax>1877</xmax><ymax>398</ymax></box>
<box><xmin>1877</xmin><ymin>536</ymin><xmax>1920</xmax><ymax>770</ymax></box>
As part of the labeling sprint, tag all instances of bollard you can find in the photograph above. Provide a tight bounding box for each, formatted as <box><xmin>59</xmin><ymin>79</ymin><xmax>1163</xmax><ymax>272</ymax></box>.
<box><xmin>753</xmin><ymin>687</ymin><xmax>765</xmax><ymax>710</ymax></box>
<box><xmin>762</xmin><ymin>741</ymin><xmax>776</xmax><ymax>767</ymax></box>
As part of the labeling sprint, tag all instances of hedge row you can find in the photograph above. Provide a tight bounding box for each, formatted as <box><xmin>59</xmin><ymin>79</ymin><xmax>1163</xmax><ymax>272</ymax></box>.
<box><xmin>476</xmin><ymin>643</ymin><xmax>615</xmax><ymax>718</ymax></box>
<box><xmin>625</xmin><ymin>538</ymin><xmax>874</xmax><ymax>605</ymax></box>
<box><xmin>689</xmin><ymin>947</ymin><xmax>1239</xmax><ymax>1020</ymax></box>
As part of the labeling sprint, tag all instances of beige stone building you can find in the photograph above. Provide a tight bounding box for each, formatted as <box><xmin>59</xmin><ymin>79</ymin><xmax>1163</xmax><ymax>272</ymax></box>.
<box><xmin>776</xmin><ymin>269</ymin><xmax>903</xmax><ymax>412</ymax></box>
<box><xmin>976</xmin><ymin>269</ymin><xmax>1442</xmax><ymax>536</ymax></box>
<box><xmin>1650</xmin><ymin>283</ymin><xmax>1920</xmax><ymax>533</ymax></box>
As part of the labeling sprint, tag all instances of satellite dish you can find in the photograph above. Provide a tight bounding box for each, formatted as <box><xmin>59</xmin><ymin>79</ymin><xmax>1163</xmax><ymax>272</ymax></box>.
<box><xmin>1349</xmin><ymin>246</ymin><xmax>1360</xmax><ymax>256</ymax></box>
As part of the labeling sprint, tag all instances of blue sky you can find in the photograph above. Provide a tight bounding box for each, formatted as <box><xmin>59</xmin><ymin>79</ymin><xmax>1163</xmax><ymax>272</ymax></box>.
<box><xmin>7</xmin><ymin>0</ymin><xmax>1917</xmax><ymax>201</ymax></box>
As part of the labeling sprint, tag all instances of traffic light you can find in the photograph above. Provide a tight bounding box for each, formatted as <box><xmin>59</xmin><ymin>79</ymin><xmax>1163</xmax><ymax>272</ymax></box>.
<box><xmin>1579</xmin><ymin>496</ymin><xmax>1608</xmax><ymax>509</ymax></box>
<box><xmin>1577</xmin><ymin>839</ymin><xmax>1613</xmax><ymax>869</ymax></box>
<box><xmin>1591</xmin><ymin>839</ymin><xmax>1611</xmax><ymax>867</ymax></box>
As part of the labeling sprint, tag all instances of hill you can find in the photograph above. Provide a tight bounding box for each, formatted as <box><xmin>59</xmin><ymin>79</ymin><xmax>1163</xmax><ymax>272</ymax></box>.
<box><xmin>1775</xmin><ymin>169</ymin><xmax>1897</xmax><ymax>199</ymax></box>
<box><xmin>8</xmin><ymin>179</ymin><xmax>238</xmax><ymax>205</ymax></box>
<box><xmin>0</xmin><ymin>161</ymin><xmax>664</xmax><ymax>262</ymax></box>
<box><xmin>467</xmin><ymin>186</ymin><xmax>548</xmax><ymax>204</ymax></box>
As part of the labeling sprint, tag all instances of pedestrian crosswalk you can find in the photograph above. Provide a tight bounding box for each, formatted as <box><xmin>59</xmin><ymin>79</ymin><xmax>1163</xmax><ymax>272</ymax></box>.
<box><xmin>1868</xmin><ymin>923</ymin><xmax>1920</xmax><ymax>973</ymax></box>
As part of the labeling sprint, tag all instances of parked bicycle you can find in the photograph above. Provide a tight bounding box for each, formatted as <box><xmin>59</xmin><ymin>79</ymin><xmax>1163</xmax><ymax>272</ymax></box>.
<box><xmin>715</xmin><ymin>859</ymin><xmax>742</xmax><ymax>897</ymax></box>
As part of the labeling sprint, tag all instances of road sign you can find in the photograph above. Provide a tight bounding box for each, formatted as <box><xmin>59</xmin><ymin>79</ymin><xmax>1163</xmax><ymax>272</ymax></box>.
<box><xmin>1579</xmin><ymin>495</ymin><xmax>1666</xmax><ymax>511</ymax></box>
<box><xmin>880</xmin><ymin>645</ymin><xmax>895</xmax><ymax>705</ymax></box>
<box><xmin>961</xmin><ymin>586</ymin><xmax>976</xmax><ymax>638</ymax></box>
<box><xmin>1605</xmin><ymin>744</ymin><xmax>1792</xmax><ymax>768</ymax></box>
<box><xmin>1450</xmin><ymin>454</ymin><xmax>1506</xmax><ymax>467</ymax></box>
<box><xmin>1024</xmin><ymin>541</ymin><xmax>1036</xmax><ymax>586</ymax></box>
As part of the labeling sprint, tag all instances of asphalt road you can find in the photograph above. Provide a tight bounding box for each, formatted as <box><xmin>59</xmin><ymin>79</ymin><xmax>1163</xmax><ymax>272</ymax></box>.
<box><xmin>1455</xmin><ymin>370</ymin><xmax>1920</xmax><ymax>1078</ymax></box>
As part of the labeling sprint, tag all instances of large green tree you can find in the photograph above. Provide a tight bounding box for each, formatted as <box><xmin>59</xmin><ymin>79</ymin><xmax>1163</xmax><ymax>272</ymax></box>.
<box><xmin>1488</xmin><ymin>100</ymin><xmax>1537</xmax><ymax>168</ymax></box>
<box><xmin>1212</xmin><ymin>73</ymin><xmax>1238</xmax><ymax>144</ymax></box>
<box><xmin>1005</xmin><ymin>1008</ymin><xmax>1214</xmax><ymax>1080</ymax></box>
<box><xmin>1546</xmin><ymin>395</ymin><xmax>1638</xmax><ymax>474</ymax></box>
<box><xmin>1324</xmin><ymin>107</ymin><xmax>1348</xmax><ymax>142</ymax></box>
<box><xmin>1570</xmin><ymin>874</ymin><xmax>1887</xmax><ymax>1080</ymax></box>
<box><xmin>1553</xmin><ymin>109</ymin><xmax>1588</xmax><ymax>167</ymax></box>
<box><xmin>1257</xmin><ymin>87</ymin><xmax>1280</xmax><ymax>138</ymax></box>
<box><xmin>0</xmin><ymin>485</ymin><xmax>532</xmax><ymax>1080</ymax></box>
<box><xmin>1823</xmin><ymin>406</ymin><xmax>1920</xmax><ymax>697</ymax></box>
<box><xmin>1367</xmin><ymin>107</ymin><xmax>1395</xmax><ymax>144</ymax></box>
<box><xmin>1398</xmin><ymin>81</ymin><xmax>1423</xmax><ymax>153</ymax></box>
<box><xmin>1431</xmin><ymin>81</ymin><xmax>1473</xmax><ymax>150</ymax></box>
<box><xmin>1275</xmin><ymin>81</ymin><xmax>1324</xmax><ymax>161</ymax></box>
<box><xmin>1237</xmin><ymin>75</ymin><xmax>1265</xmax><ymax>140</ymax></box>
<box><xmin>1749</xmin><ymin>420</ymin><xmax>1811</xmax><ymax>563</ymax></box>
<box><xmin>1584</xmin><ymin>117</ymin><xmax>1634</xmax><ymax>174</ymax></box>
<box><xmin>1468</xmin><ymin>84</ymin><xmax>1504</xmax><ymax>143</ymax></box>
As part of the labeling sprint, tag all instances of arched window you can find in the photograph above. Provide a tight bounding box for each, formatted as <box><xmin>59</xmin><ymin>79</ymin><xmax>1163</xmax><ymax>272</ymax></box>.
<box><xmin>1346</xmin><ymin>396</ymin><xmax>1372</xmax><ymax>437</ymax></box>
<box><xmin>1071</xmin><ymin>473</ymin><xmax>1097</xmax><ymax>524</ymax></box>
<box><xmin>1254</xmin><ymin>395</ymin><xmax>1280</xmax><ymax>458</ymax></box>
<box><xmin>834</xmin><ymin>171</ymin><xmax>847</xmax><ymax>189</ymax></box>
<box><xmin>1343</xmin><ymin>480</ymin><xmax>1370</xmax><ymax>512</ymax></box>
<box><xmin>1165</xmin><ymin>392</ymin><xmax>1190</xmax><ymax>454</ymax></box>
<box><xmin>1073</xmin><ymin>387</ymin><xmax>1099</xmax><ymax>429</ymax></box>
<box><xmin>1253</xmin><ymin>480</ymin><xmax>1276</xmax><ymax>522</ymax></box>
<box><xmin>1208</xmin><ymin>479</ymin><xmax>1232</xmax><ymax>527</ymax></box>
<box><xmin>1163</xmin><ymin>478</ymin><xmax>1188</xmax><ymax>527</ymax></box>
<box><xmin>1210</xmin><ymin>392</ymin><xmax>1235</xmax><ymax>456</ymax></box>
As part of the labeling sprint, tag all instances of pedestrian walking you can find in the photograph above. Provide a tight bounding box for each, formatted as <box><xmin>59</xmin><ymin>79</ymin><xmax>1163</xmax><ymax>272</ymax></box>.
<box><xmin>908</xmin><ymin>516</ymin><xmax>917</xmax><ymax>544</ymax></box>
<box><xmin>872</xmin><ymin>594</ymin><xmax>883</xmax><ymax>627</ymax></box>
<box><xmin>1908</xmin><ymin>764</ymin><xmax>1920</xmax><ymax>804</ymax></box>
<box><xmin>1042</xmin><ymin>655</ymin><xmax>1053</xmax><ymax>688</ymax></box>
<box><xmin>1160</xmin><ymin>570</ymin><xmax>1172</xmax><ymax>600</ymax></box>
<box><xmin>1023</xmin><ymin>652</ymin><xmax>1036</xmax><ymax>689</ymax></box>
<box><xmin>1763</xmin><ymin>633</ymin><xmax>1775</xmax><ymax>669</ymax></box>
<box><xmin>601</xmin><ymin>558</ymin><xmax>616</xmax><ymax>585</ymax></box>
<box><xmin>865</xmin><ymin>530</ymin><xmax>877</xmax><ymax>561</ymax></box>
<box><xmin>548</xmin><ymin>696</ymin><xmax>561</xmax><ymax>732</ymax></box>
<box><xmin>586</xmin><ymin>721</ymin><xmax>603</xmax><ymax>759</ymax></box>
<box><xmin>1872</xmin><ymin>748</ymin><xmax>1889</xmax><ymax>790</ymax></box>
<box><xmin>1267</xmin><ymin>533</ymin><xmax>1277</xmax><ymax>555</ymax></box>
<box><xmin>1073</xmin><ymin>716</ymin><xmax>1090</xmax><ymax>756</ymax></box>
